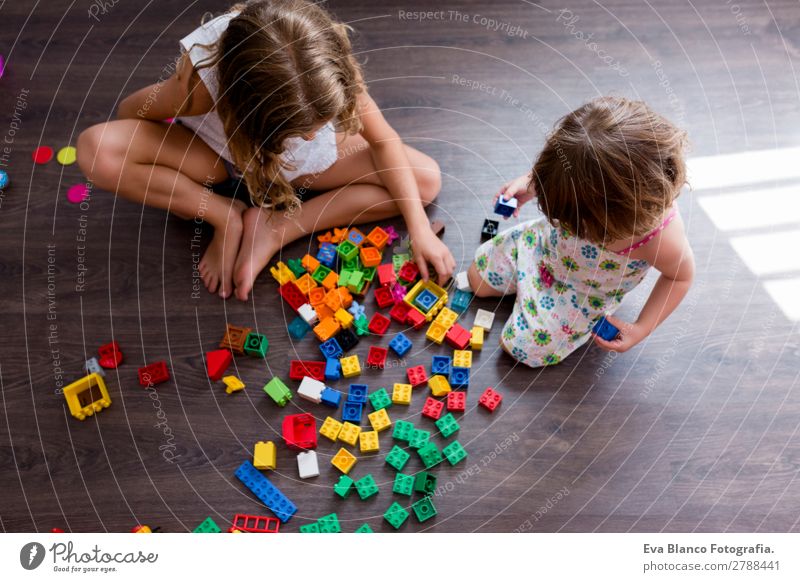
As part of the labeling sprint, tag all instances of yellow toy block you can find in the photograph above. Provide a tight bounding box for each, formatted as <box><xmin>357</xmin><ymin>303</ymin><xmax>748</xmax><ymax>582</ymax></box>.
<box><xmin>338</xmin><ymin>422</ymin><xmax>361</xmax><ymax>446</ymax></box>
<box><xmin>222</xmin><ymin>375</ymin><xmax>245</xmax><ymax>394</ymax></box>
<box><xmin>359</xmin><ymin>430</ymin><xmax>380</xmax><ymax>453</ymax></box>
<box><xmin>470</xmin><ymin>326</ymin><xmax>484</xmax><ymax>350</ymax></box>
<box><xmin>368</xmin><ymin>408</ymin><xmax>392</xmax><ymax>432</ymax></box>
<box><xmin>453</xmin><ymin>350</ymin><xmax>473</xmax><ymax>368</ymax></box>
<box><xmin>295</xmin><ymin>273</ymin><xmax>317</xmax><ymax>295</ymax></box>
<box><xmin>301</xmin><ymin>254</ymin><xmax>320</xmax><ymax>273</ymax></box>
<box><xmin>331</xmin><ymin>447</ymin><xmax>357</xmax><ymax>474</ymax></box>
<box><xmin>340</xmin><ymin>355</ymin><xmax>361</xmax><ymax>378</ymax></box>
<box><xmin>335</xmin><ymin>308</ymin><xmax>354</xmax><ymax>329</ymax></box>
<box><xmin>404</xmin><ymin>279</ymin><xmax>448</xmax><ymax>321</ymax></box>
<box><xmin>63</xmin><ymin>373</ymin><xmax>112</xmax><ymax>420</ymax></box>
<box><xmin>269</xmin><ymin>261</ymin><xmax>296</xmax><ymax>285</ymax></box>
<box><xmin>434</xmin><ymin>307</ymin><xmax>458</xmax><ymax>329</ymax></box>
<box><xmin>253</xmin><ymin>441</ymin><xmax>276</xmax><ymax>470</ymax></box>
<box><xmin>321</xmin><ymin>271</ymin><xmax>339</xmax><ymax>291</ymax></box>
<box><xmin>392</xmin><ymin>382</ymin><xmax>412</xmax><ymax>405</ymax></box>
<box><xmin>320</xmin><ymin>416</ymin><xmax>343</xmax><ymax>441</ymax></box>
<box><xmin>426</xmin><ymin>321</ymin><xmax>448</xmax><ymax>344</ymax></box>
<box><xmin>313</xmin><ymin>317</ymin><xmax>340</xmax><ymax>342</ymax></box>
<box><xmin>429</xmin><ymin>375</ymin><xmax>452</xmax><ymax>397</ymax></box>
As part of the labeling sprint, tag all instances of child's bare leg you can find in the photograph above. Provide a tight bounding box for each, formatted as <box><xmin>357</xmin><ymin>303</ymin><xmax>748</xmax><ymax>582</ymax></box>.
<box><xmin>233</xmin><ymin>134</ymin><xmax>441</xmax><ymax>301</ymax></box>
<box><xmin>467</xmin><ymin>263</ymin><xmax>505</xmax><ymax>297</ymax></box>
<box><xmin>77</xmin><ymin>120</ymin><xmax>245</xmax><ymax>298</ymax></box>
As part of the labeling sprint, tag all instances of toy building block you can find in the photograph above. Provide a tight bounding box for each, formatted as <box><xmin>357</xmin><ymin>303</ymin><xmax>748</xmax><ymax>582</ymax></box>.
<box><xmin>338</xmin><ymin>422</ymin><xmax>361</xmax><ymax>446</ymax></box>
<box><xmin>302</xmin><ymin>254</ymin><xmax>321</xmax><ymax>273</ymax></box>
<box><xmin>138</xmin><ymin>361</ymin><xmax>169</xmax><ymax>387</ymax></box>
<box><xmin>473</xmin><ymin>308</ymin><xmax>495</xmax><ymax>331</ymax></box>
<box><xmin>334</xmin><ymin>475</ymin><xmax>355</xmax><ymax>498</ymax></box>
<box><xmin>414</xmin><ymin>288</ymin><xmax>438</xmax><ymax>313</ymax></box>
<box><xmin>319</xmin><ymin>338</ymin><xmax>343</xmax><ymax>360</ymax></box>
<box><xmin>355</xmin><ymin>474</ymin><xmax>379</xmax><ymax>500</ymax></box>
<box><xmin>340</xmin><ymin>355</ymin><xmax>362</xmax><ymax>379</ymax></box>
<box><xmin>298</xmin><ymin>523</ymin><xmax>320</xmax><ymax>533</ymax></box>
<box><xmin>280</xmin><ymin>281</ymin><xmax>306</xmax><ymax>312</ymax></box>
<box><xmin>374</xmin><ymin>286</ymin><xmax>394</xmax><ymax>309</ymax></box>
<box><xmin>320</xmin><ymin>416</ymin><xmax>343</xmax><ymax>441</ymax></box>
<box><xmin>234</xmin><ymin>460</ymin><xmax>297</xmax><ymax>522</ymax></box>
<box><xmin>297</xmin><ymin>303</ymin><xmax>319</xmax><ymax>326</ymax></box>
<box><xmin>392</xmin><ymin>419</ymin><xmax>415</xmax><ymax>442</ymax></box>
<box><xmin>298</xmin><ymin>376</ymin><xmax>325</xmax><ymax>403</ymax></box>
<box><xmin>445</xmin><ymin>324</ymin><xmax>471</xmax><ymax>350</ymax></box>
<box><xmin>494</xmin><ymin>196</ymin><xmax>518</xmax><ymax>217</ymax></box>
<box><xmin>254</xmin><ymin>441</ymin><xmax>277</xmax><ymax>470</ymax></box>
<box><xmin>390</xmin><ymin>282</ymin><xmax>407</xmax><ymax>303</ymax></box>
<box><xmin>479</xmin><ymin>387</ymin><xmax>502</xmax><ymax>412</ymax></box>
<box><xmin>220</xmin><ymin>324</ymin><xmax>252</xmax><ymax>354</ymax></box>
<box><xmin>84</xmin><ymin>357</ymin><xmax>105</xmax><ymax>377</ymax></box>
<box><xmin>453</xmin><ymin>349</ymin><xmax>473</xmax><ymax>368</ymax></box>
<box><xmin>335</xmin><ymin>327</ymin><xmax>359</xmax><ymax>351</ymax></box>
<box><xmin>98</xmin><ymin>341</ymin><xmax>123</xmax><ymax>368</ymax></box>
<box><xmin>425</xmin><ymin>321</ymin><xmax>448</xmax><ymax>344</ymax></box>
<box><xmin>297</xmin><ymin>450</ymin><xmax>320</xmax><ymax>479</ymax></box>
<box><xmin>354</xmin><ymin>315</ymin><xmax>370</xmax><ymax>337</ymax></box>
<box><xmin>321</xmin><ymin>387</ymin><xmax>342</xmax><ymax>408</ymax></box>
<box><xmin>313</xmin><ymin>318</ymin><xmax>341</xmax><ymax>342</ymax></box>
<box><xmin>311</xmin><ymin>265</ymin><xmax>332</xmax><ymax>285</ymax></box>
<box><xmin>406</xmin><ymin>308</ymin><xmax>427</xmax><ymax>330</ymax></box>
<box><xmin>392</xmin><ymin>254</ymin><xmax>408</xmax><ymax>272</ymax></box>
<box><xmin>270</xmin><ymin>261</ymin><xmax>296</xmax><ymax>285</ymax></box>
<box><xmin>362</xmin><ymin>266</ymin><xmax>376</xmax><ymax>283</ymax></box>
<box><xmin>366</xmin><ymin>226</ymin><xmax>389</xmax><ymax>249</ymax></box>
<box><xmin>368</xmin><ymin>408</ymin><xmax>392</xmax><ymax>432</ymax></box>
<box><xmin>434</xmin><ymin>307</ymin><xmax>458</xmax><ymax>329</ymax></box>
<box><xmin>414</xmin><ymin>471</ymin><xmax>437</xmax><ymax>495</ymax></box>
<box><xmin>347</xmin><ymin>300</ymin><xmax>366</xmax><ymax>320</ymax></box>
<box><xmin>412</xmin><ymin>496</ymin><xmax>437</xmax><ymax>523</ymax></box>
<box><xmin>369</xmin><ymin>387</ymin><xmax>393</xmax><ymax>410</ymax></box>
<box><xmin>331</xmin><ymin>447</ymin><xmax>358</xmax><ymax>475</ymax></box>
<box><xmin>316</xmin><ymin>242</ymin><xmax>337</xmax><ymax>268</ymax></box>
<box><xmin>481</xmin><ymin>218</ymin><xmax>499</xmax><ymax>240</ymax></box>
<box><xmin>282</xmin><ymin>413</ymin><xmax>317</xmax><ymax>451</ymax></box>
<box><xmin>377</xmin><ymin>263</ymin><xmax>396</xmax><ymax>287</ymax></box>
<box><xmin>406</xmin><ymin>365</ymin><xmax>428</xmax><ymax>387</ymax></box>
<box><xmin>392</xmin><ymin>383</ymin><xmax>412</xmax><ymax>405</ymax></box>
<box><xmin>243</xmin><ymin>332</ymin><xmax>269</xmax><ymax>358</ymax></box>
<box><xmin>435</xmin><ymin>412</ymin><xmax>460</xmax><ymax>438</ymax></box>
<box><xmin>263</xmin><ymin>377</ymin><xmax>292</xmax><ymax>407</ymax></box>
<box><xmin>593</xmin><ymin>316</ymin><xmax>620</xmax><ymax>341</ymax></box>
<box><xmin>385</xmin><ymin>445</ymin><xmax>410</xmax><ymax>471</ymax></box>
<box><xmin>336</xmin><ymin>240</ymin><xmax>359</xmax><ymax>261</ymax></box>
<box><xmin>231</xmin><ymin>514</ymin><xmax>280</xmax><ymax>533</ymax></box>
<box><xmin>470</xmin><ymin>326</ymin><xmax>484</xmax><ymax>350</ymax></box>
<box><xmin>422</xmin><ymin>396</ymin><xmax>445</xmax><ymax>420</ymax></box>
<box><xmin>385</xmin><ymin>334</ymin><xmax>410</xmax><ymax>359</ymax></box>
<box><xmin>389</xmin><ymin>301</ymin><xmax>411</xmax><ymax>324</ymax></box>
<box><xmin>442</xmin><ymin>440</ymin><xmax>468</xmax><ymax>466</ymax></box>
<box><xmin>206</xmin><ymin>349</ymin><xmax>232</xmax><ymax>381</ymax></box>
<box><xmin>449</xmin><ymin>366</ymin><xmax>470</xmax><ymax>388</ymax></box>
<box><xmin>409</xmin><ymin>428</ymin><xmax>431</xmax><ymax>450</ymax></box>
<box><xmin>287</xmin><ymin>257</ymin><xmax>307</xmax><ymax>277</ymax></box>
<box><xmin>383</xmin><ymin>225</ymin><xmax>399</xmax><ymax>243</ymax></box>
<box><xmin>360</xmin><ymin>246</ymin><xmax>382</xmax><ymax>268</ymax></box>
<box><xmin>355</xmin><ymin>523</ymin><xmax>374</xmax><ymax>533</ymax></box>
<box><xmin>347</xmin><ymin>383</ymin><xmax>368</xmax><ymax>403</ymax></box>
<box><xmin>223</xmin><ymin>375</ymin><xmax>245</xmax><ymax>394</ymax></box>
<box><xmin>326</xmin><ymin>287</ymin><xmax>354</xmax><ymax>311</ymax></box>
<box><xmin>331</xmin><ymin>227</ymin><xmax>348</xmax><ymax>243</ymax></box>
<box><xmin>63</xmin><ymin>373</ymin><xmax>112</xmax><ymax>421</ymax></box>
<box><xmin>398</xmin><ymin>261</ymin><xmax>420</xmax><ymax>285</ymax></box>
<box><xmin>193</xmin><ymin>517</ymin><xmax>221</xmax><ymax>533</ymax></box>
<box><xmin>451</xmin><ymin>289</ymin><xmax>473</xmax><ymax>314</ymax></box>
<box><xmin>431</xmin><ymin>355</ymin><xmax>452</xmax><ymax>376</ymax></box>
<box><xmin>447</xmin><ymin>391</ymin><xmax>466</xmax><ymax>412</ymax></box>
<box><xmin>317</xmin><ymin>303</ymin><xmax>336</xmax><ymax>324</ymax></box>
<box><xmin>288</xmin><ymin>316</ymin><xmax>311</xmax><ymax>339</ymax></box>
<box><xmin>366</xmin><ymin>346</ymin><xmax>388</xmax><ymax>369</ymax></box>
<box><xmin>345</xmin><ymin>271</ymin><xmax>364</xmax><ymax>294</ymax></box>
<box><xmin>347</xmin><ymin>228</ymin><xmax>366</xmax><ymax>246</ymax></box>
<box><xmin>404</xmin><ymin>279</ymin><xmax>448</xmax><ymax>321</ymax></box>
<box><xmin>384</xmin><ymin>502</ymin><xmax>409</xmax><ymax>530</ymax></box>
<box><xmin>428</xmin><ymin>375</ymin><xmax>452</xmax><ymax>398</ymax></box>
<box><xmin>319</xmin><ymin>270</ymin><xmax>338</xmax><ymax>291</ymax></box>
<box><xmin>323</xmin><ymin>361</ymin><xmax>342</xmax><ymax>384</ymax></box>
<box><xmin>317</xmin><ymin>513</ymin><xmax>342</xmax><ymax>533</ymax></box>
<box><xmin>341</xmin><ymin>400</ymin><xmax>363</xmax><ymax>423</ymax></box>
<box><xmin>368</xmin><ymin>312</ymin><xmax>390</xmax><ymax>335</ymax></box>
<box><xmin>308</xmin><ymin>286</ymin><xmax>326</xmax><ymax>306</ymax></box>
<box><xmin>359</xmin><ymin>430</ymin><xmax>380</xmax><ymax>453</ymax></box>
<box><xmin>455</xmin><ymin>270</ymin><xmax>472</xmax><ymax>291</ymax></box>
<box><xmin>393</xmin><ymin>472</ymin><xmax>415</xmax><ymax>496</ymax></box>
<box><xmin>289</xmin><ymin>360</ymin><xmax>326</xmax><ymax>382</ymax></box>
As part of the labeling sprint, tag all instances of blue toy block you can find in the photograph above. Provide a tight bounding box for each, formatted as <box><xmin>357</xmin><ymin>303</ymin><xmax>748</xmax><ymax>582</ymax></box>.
<box><xmin>494</xmin><ymin>196</ymin><xmax>518</xmax><ymax>217</ymax></box>
<box><xmin>288</xmin><ymin>316</ymin><xmax>311</xmax><ymax>339</ymax></box>
<box><xmin>347</xmin><ymin>300</ymin><xmax>366</xmax><ymax>320</ymax></box>
<box><xmin>451</xmin><ymin>290</ymin><xmax>473</xmax><ymax>314</ymax></box>
<box><xmin>324</xmin><ymin>358</ymin><xmax>341</xmax><ymax>381</ymax></box>
<box><xmin>319</xmin><ymin>338</ymin><xmax>343</xmax><ymax>359</ymax></box>
<box><xmin>321</xmin><ymin>387</ymin><xmax>342</xmax><ymax>408</ymax></box>
<box><xmin>348</xmin><ymin>384</ymin><xmax>368</xmax><ymax>404</ymax></box>
<box><xmin>342</xmin><ymin>400</ymin><xmax>363</xmax><ymax>423</ymax></box>
<box><xmin>431</xmin><ymin>355</ymin><xmax>452</xmax><ymax>376</ymax></box>
<box><xmin>414</xmin><ymin>289</ymin><xmax>438</xmax><ymax>313</ymax></box>
<box><xmin>347</xmin><ymin>229</ymin><xmax>365</xmax><ymax>246</ymax></box>
<box><xmin>317</xmin><ymin>242</ymin><xmax>338</xmax><ymax>269</ymax></box>
<box><xmin>388</xmin><ymin>332</ymin><xmax>412</xmax><ymax>357</ymax></box>
<box><xmin>593</xmin><ymin>316</ymin><xmax>620</xmax><ymax>341</ymax></box>
<box><xmin>449</xmin><ymin>366</ymin><xmax>470</xmax><ymax>388</ymax></box>
<box><xmin>234</xmin><ymin>460</ymin><xmax>297</xmax><ymax>522</ymax></box>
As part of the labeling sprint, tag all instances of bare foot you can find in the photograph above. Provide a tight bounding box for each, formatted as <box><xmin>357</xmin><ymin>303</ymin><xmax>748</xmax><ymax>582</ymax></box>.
<box><xmin>233</xmin><ymin>206</ymin><xmax>285</xmax><ymax>301</ymax></box>
<box><xmin>198</xmin><ymin>199</ymin><xmax>247</xmax><ymax>299</ymax></box>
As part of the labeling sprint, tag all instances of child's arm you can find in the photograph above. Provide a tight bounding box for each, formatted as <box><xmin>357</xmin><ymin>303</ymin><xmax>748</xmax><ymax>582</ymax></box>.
<box><xmin>593</xmin><ymin>214</ymin><xmax>695</xmax><ymax>352</ymax></box>
<box><xmin>357</xmin><ymin>92</ymin><xmax>455</xmax><ymax>284</ymax></box>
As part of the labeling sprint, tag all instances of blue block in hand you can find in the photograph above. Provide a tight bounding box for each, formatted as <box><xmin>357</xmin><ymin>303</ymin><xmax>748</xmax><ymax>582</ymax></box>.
<box><xmin>388</xmin><ymin>332</ymin><xmax>412</xmax><ymax>357</ymax></box>
<box><xmin>494</xmin><ymin>197</ymin><xmax>518</xmax><ymax>217</ymax></box>
<box><xmin>592</xmin><ymin>316</ymin><xmax>619</xmax><ymax>341</ymax></box>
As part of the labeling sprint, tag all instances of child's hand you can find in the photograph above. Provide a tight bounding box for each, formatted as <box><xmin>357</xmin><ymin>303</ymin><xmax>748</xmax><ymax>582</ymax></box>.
<box><xmin>591</xmin><ymin>314</ymin><xmax>649</xmax><ymax>353</ymax></box>
<box><xmin>493</xmin><ymin>173</ymin><xmax>536</xmax><ymax>219</ymax></box>
<box><xmin>411</xmin><ymin>227</ymin><xmax>456</xmax><ymax>286</ymax></box>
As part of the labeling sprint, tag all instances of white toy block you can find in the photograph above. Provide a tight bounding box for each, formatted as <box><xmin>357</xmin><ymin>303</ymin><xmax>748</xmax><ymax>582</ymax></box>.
<box><xmin>297</xmin><ymin>450</ymin><xmax>319</xmax><ymax>479</ymax></box>
<box><xmin>298</xmin><ymin>303</ymin><xmax>319</xmax><ymax>326</ymax></box>
<box><xmin>85</xmin><ymin>357</ymin><xmax>105</xmax><ymax>377</ymax></box>
<box><xmin>298</xmin><ymin>376</ymin><xmax>325</xmax><ymax>403</ymax></box>
<box><xmin>455</xmin><ymin>271</ymin><xmax>472</xmax><ymax>292</ymax></box>
<box><xmin>473</xmin><ymin>308</ymin><xmax>495</xmax><ymax>331</ymax></box>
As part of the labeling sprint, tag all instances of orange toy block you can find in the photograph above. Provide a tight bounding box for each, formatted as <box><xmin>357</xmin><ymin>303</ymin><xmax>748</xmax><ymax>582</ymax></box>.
<box><xmin>321</xmin><ymin>271</ymin><xmax>339</xmax><ymax>291</ymax></box>
<box><xmin>301</xmin><ymin>254</ymin><xmax>320</xmax><ymax>273</ymax></box>
<box><xmin>314</xmin><ymin>317</ymin><xmax>341</xmax><ymax>342</ymax></box>
<box><xmin>308</xmin><ymin>287</ymin><xmax>326</xmax><ymax>307</ymax></box>
<box><xmin>366</xmin><ymin>226</ymin><xmax>389</xmax><ymax>250</ymax></box>
<box><xmin>315</xmin><ymin>303</ymin><xmax>335</xmax><ymax>322</ymax></box>
<box><xmin>360</xmin><ymin>246</ymin><xmax>382</xmax><ymax>268</ymax></box>
<box><xmin>295</xmin><ymin>273</ymin><xmax>317</xmax><ymax>295</ymax></box>
<box><xmin>331</xmin><ymin>227</ymin><xmax>348</xmax><ymax>243</ymax></box>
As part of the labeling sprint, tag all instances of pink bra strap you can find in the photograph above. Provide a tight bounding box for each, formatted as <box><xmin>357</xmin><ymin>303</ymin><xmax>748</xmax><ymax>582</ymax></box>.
<box><xmin>615</xmin><ymin>206</ymin><xmax>678</xmax><ymax>255</ymax></box>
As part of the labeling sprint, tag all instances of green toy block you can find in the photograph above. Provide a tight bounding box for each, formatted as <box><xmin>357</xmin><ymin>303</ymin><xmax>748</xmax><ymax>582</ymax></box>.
<box><xmin>417</xmin><ymin>442</ymin><xmax>443</xmax><ymax>469</ymax></box>
<box><xmin>334</xmin><ymin>475</ymin><xmax>354</xmax><ymax>499</ymax></box>
<box><xmin>412</xmin><ymin>496</ymin><xmax>437</xmax><ymax>523</ymax></box>
<box><xmin>442</xmin><ymin>440</ymin><xmax>468</xmax><ymax>466</ymax></box>
<box><xmin>414</xmin><ymin>471</ymin><xmax>437</xmax><ymax>495</ymax></box>
<box><xmin>383</xmin><ymin>502</ymin><xmax>410</xmax><ymax>529</ymax></box>
<box><xmin>318</xmin><ymin>512</ymin><xmax>342</xmax><ymax>533</ymax></box>
<box><xmin>393</xmin><ymin>419</ymin><xmax>415</xmax><ymax>442</ymax></box>
<box><xmin>193</xmin><ymin>517</ymin><xmax>221</xmax><ymax>533</ymax></box>
<box><xmin>338</xmin><ymin>269</ymin><xmax>353</xmax><ymax>288</ymax></box>
<box><xmin>355</xmin><ymin>523</ymin><xmax>374</xmax><ymax>533</ymax></box>
<box><xmin>385</xmin><ymin>445</ymin><xmax>410</xmax><ymax>471</ymax></box>
<box><xmin>312</xmin><ymin>265</ymin><xmax>332</xmax><ymax>284</ymax></box>
<box><xmin>263</xmin><ymin>377</ymin><xmax>292</xmax><ymax>407</ymax></box>
<box><xmin>287</xmin><ymin>258</ymin><xmax>307</xmax><ymax>278</ymax></box>
<box><xmin>369</xmin><ymin>388</ymin><xmax>393</xmax><ymax>411</ymax></box>
<box><xmin>434</xmin><ymin>412</ymin><xmax>460</xmax><ymax>438</ymax></box>
<box><xmin>393</xmin><ymin>253</ymin><xmax>410</xmax><ymax>272</ymax></box>
<box><xmin>409</xmin><ymin>428</ymin><xmax>431</xmax><ymax>449</ymax></box>
<box><xmin>244</xmin><ymin>332</ymin><xmax>269</xmax><ymax>358</ymax></box>
<box><xmin>299</xmin><ymin>522</ymin><xmax>320</xmax><ymax>533</ymax></box>
<box><xmin>337</xmin><ymin>240</ymin><xmax>359</xmax><ymax>261</ymax></box>
<box><xmin>362</xmin><ymin>266</ymin><xmax>376</xmax><ymax>282</ymax></box>
<box><xmin>354</xmin><ymin>315</ymin><xmax>370</xmax><ymax>336</ymax></box>
<box><xmin>346</xmin><ymin>271</ymin><xmax>364</xmax><ymax>294</ymax></box>
<box><xmin>342</xmin><ymin>256</ymin><xmax>361</xmax><ymax>271</ymax></box>
<box><xmin>355</xmin><ymin>474</ymin><xmax>379</xmax><ymax>500</ymax></box>
<box><xmin>393</xmin><ymin>472</ymin><xmax>414</xmax><ymax>496</ymax></box>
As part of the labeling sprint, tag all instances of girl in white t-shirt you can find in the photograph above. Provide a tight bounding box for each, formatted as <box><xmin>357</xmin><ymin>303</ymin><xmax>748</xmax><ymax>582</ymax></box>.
<box><xmin>78</xmin><ymin>0</ymin><xmax>454</xmax><ymax>300</ymax></box>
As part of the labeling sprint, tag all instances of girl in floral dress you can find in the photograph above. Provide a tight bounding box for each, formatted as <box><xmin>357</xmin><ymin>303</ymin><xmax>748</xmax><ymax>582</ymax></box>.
<box><xmin>468</xmin><ymin>97</ymin><xmax>695</xmax><ymax>367</ymax></box>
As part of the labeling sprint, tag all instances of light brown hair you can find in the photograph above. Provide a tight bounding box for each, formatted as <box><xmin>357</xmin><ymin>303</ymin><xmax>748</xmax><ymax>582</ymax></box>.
<box><xmin>531</xmin><ymin>97</ymin><xmax>688</xmax><ymax>244</ymax></box>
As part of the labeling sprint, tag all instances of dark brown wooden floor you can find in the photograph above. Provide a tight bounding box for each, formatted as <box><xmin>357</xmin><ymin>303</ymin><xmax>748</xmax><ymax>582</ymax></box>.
<box><xmin>1</xmin><ymin>0</ymin><xmax>799</xmax><ymax>533</ymax></box>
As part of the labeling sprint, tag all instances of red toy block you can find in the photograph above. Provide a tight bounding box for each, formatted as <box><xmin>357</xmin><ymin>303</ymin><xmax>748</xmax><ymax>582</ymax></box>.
<box><xmin>279</xmin><ymin>281</ymin><xmax>306</xmax><ymax>312</ymax></box>
<box><xmin>366</xmin><ymin>346</ymin><xmax>388</xmax><ymax>369</ymax></box>
<box><xmin>405</xmin><ymin>308</ymin><xmax>427</xmax><ymax>330</ymax></box>
<box><xmin>479</xmin><ymin>387</ymin><xmax>503</xmax><ymax>412</ymax></box>
<box><xmin>368</xmin><ymin>312</ymin><xmax>390</xmax><ymax>335</ymax></box>
<box><xmin>206</xmin><ymin>349</ymin><xmax>232</xmax><ymax>381</ymax></box>
<box><xmin>377</xmin><ymin>263</ymin><xmax>396</xmax><ymax>288</ymax></box>
<box><xmin>98</xmin><ymin>341</ymin><xmax>123</xmax><ymax>369</ymax></box>
<box><xmin>231</xmin><ymin>514</ymin><xmax>280</xmax><ymax>533</ymax></box>
<box><xmin>447</xmin><ymin>391</ymin><xmax>466</xmax><ymax>412</ymax></box>
<box><xmin>289</xmin><ymin>359</ymin><xmax>326</xmax><ymax>382</ymax></box>
<box><xmin>389</xmin><ymin>301</ymin><xmax>411</xmax><ymax>324</ymax></box>
<box><xmin>422</xmin><ymin>396</ymin><xmax>444</xmax><ymax>420</ymax></box>
<box><xmin>445</xmin><ymin>323</ymin><xmax>471</xmax><ymax>350</ymax></box>
<box><xmin>138</xmin><ymin>361</ymin><xmax>169</xmax><ymax>387</ymax></box>
<box><xmin>374</xmin><ymin>286</ymin><xmax>395</xmax><ymax>309</ymax></box>
<box><xmin>406</xmin><ymin>365</ymin><xmax>428</xmax><ymax>387</ymax></box>
<box><xmin>282</xmin><ymin>413</ymin><xmax>317</xmax><ymax>450</ymax></box>
<box><xmin>398</xmin><ymin>261</ymin><xmax>420</xmax><ymax>284</ymax></box>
